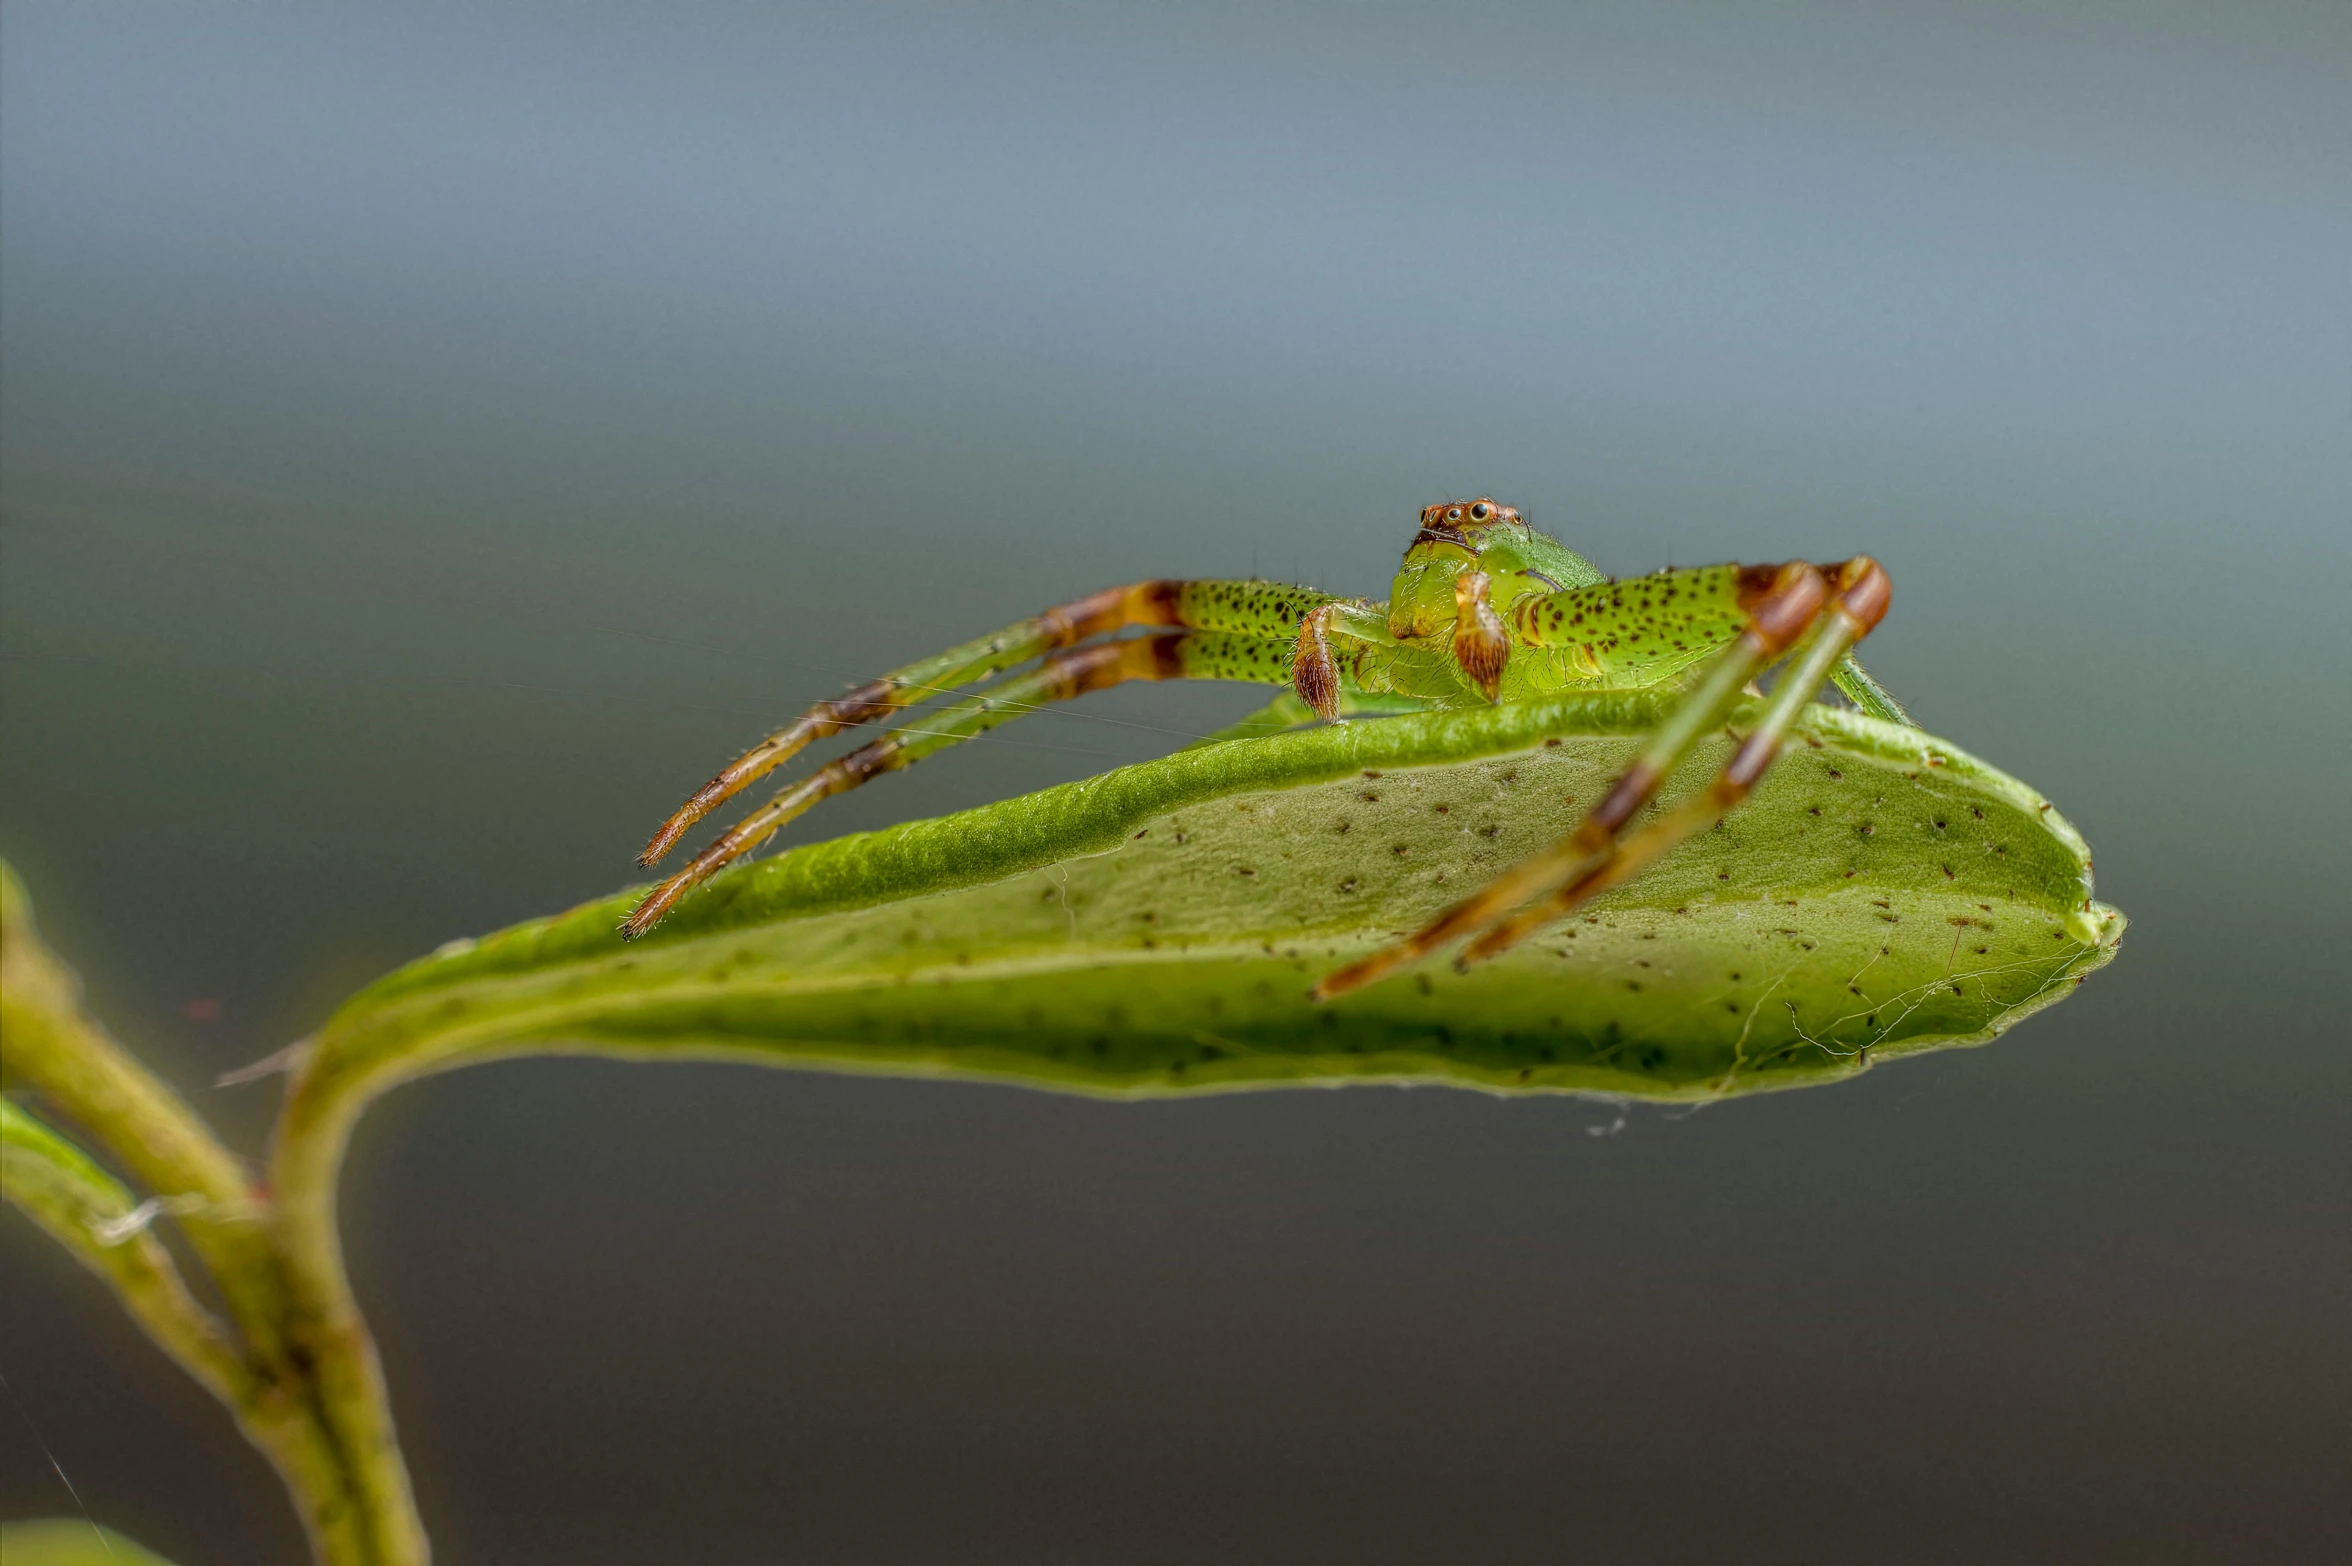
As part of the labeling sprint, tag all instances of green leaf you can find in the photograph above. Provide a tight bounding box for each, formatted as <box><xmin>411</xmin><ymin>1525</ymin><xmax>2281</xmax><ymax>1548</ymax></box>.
<box><xmin>0</xmin><ymin>1099</ymin><xmax>252</xmax><ymax>1406</ymax></box>
<box><xmin>309</xmin><ymin>696</ymin><xmax>2122</xmax><ymax>1106</ymax></box>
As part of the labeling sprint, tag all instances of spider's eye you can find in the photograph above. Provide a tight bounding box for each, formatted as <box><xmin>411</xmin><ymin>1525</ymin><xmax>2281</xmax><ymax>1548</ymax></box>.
<box><xmin>1446</xmin><ymin>507</ymin><xmax>1463</xmax><ymax>523</ymax></box>
<box><xmin>1469</xmin><ymin>502</ymin><xmax>1492</xmax><ymax>521</ymax></box>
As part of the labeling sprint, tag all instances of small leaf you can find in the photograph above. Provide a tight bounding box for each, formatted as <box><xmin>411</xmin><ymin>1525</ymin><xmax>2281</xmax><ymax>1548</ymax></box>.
<box><xmin>315</xmin><ymin>697</ymin><xmax>2121</xmax><ymax>1105</ymax></box>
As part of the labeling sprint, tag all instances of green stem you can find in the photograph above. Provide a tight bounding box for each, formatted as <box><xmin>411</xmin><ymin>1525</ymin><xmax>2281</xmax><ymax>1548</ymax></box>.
<box><xmin>1</xmin><ymin>1098</ymin><xmax>250</xmax><ymax>1404</ymax></box>
<box><xmin>267</xmin><ymin>1059</ymin><xmax>423</xmax><ymax>1566</ymax></box>
<box><xmin>0</xmin><ymin>1100</ymin><xmax>382</xmax><ymax>1560</ymax></box>
<box><xmin>0</xmin><ymin>866</ymin><xmax>428</xmax><ymax>1566</ymax></box>
<box><xmin>0</xmin><ymin>871</ymin><xmax>272</xmax><ymax>1322</ymax></box>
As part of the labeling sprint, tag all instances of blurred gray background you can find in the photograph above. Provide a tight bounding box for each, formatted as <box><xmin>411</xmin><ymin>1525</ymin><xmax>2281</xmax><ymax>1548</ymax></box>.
<box><xmin>3</xmin><ymin>3</ymin><xmax>2346</xmax><ymax>1562</ymax></box>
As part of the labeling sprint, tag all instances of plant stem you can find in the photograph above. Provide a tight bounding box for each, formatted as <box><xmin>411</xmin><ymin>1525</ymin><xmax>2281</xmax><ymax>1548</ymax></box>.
<box><xmin>267</xmin><ymin>1062</ymin><xmax>425</xmax><ymax>1566</ymax></box>
<box><xmin>1</xmin><ymin>1098</ymin><xmax>251</xmax><ymax>1404</ymax></box>
<box><xmin>0</xmin><ymin>865</ymin><xmax>429</xmax><ymax>1566</ymax></box>
<box><xmin>0</xmin><ymin>871</ymin><xmax>273</xmax><ymax>1322</ymax></box>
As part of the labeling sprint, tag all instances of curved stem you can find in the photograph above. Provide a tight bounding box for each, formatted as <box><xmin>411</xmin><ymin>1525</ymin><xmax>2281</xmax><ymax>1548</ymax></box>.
<box><xmin>0</xmin><ymin>871</ymin><xmax>275</xmax><ymax>1335</ymax></box>
<box><xmin>0</xmin><ymin>1099</ymin><xmax>389</xmax><ymax>1561</ymax></box>
<box><xmin>1</xmin><ymin>1099</ymin><xmax>251</xmax><ymax>1404</ymax></box>
<box><xmin>1</xmin><ymin>866</ymin><xmax>428</xmax><ymax>1566</ymax></box>
<box><xmin>268</xmin><ymin>1061</ymin><xmax>423</xmax><ymax>1566</ymax></box>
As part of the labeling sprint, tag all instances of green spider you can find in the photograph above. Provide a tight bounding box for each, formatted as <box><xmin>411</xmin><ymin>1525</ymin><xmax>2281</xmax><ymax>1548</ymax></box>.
<box><xmin>625</xmin><ymin>498</ymin><xmax>1901</xmax><ymax>996</ymax></box>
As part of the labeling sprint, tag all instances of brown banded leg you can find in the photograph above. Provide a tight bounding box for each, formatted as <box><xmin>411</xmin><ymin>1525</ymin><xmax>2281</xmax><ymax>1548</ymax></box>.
<box><xmin>622</xmin><ymin>629</ymin><xmax>1292</xmax><ymax>937</ymax></box>
<box><xmin>1457</xmin><ymin>558</ymin><xmax>1892</xmax><ymax>966</ymax></box>
<box><xmin>637</xmin><ymin>581</ymin><xmax>1203</xmax><ymax>865</ymax></box>
<box><xmin>640</xmin><ymin>574</ymin><xmax>1345</xmax><ymax>866</ymax></box>
<box><xmin>1310</xmin><ymin>560</ymin><xmax>1860</xmax><ymax>1001</ymax></box>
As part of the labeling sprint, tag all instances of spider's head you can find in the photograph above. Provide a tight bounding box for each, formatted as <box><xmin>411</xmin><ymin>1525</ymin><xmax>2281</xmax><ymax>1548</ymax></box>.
<box><xmin>1412</xmin><ymin>498</ymin><xmax>1521</xmax><ymax>549</ymax></box>
<box><xmin>1388</xmin><ymin>498</ymin><xmax>1526</xmax><ymax>642</ymax></box>
<box><xmin>1387</xmin><ymin>496</ymin><xmax>1602</xmax><ymax>646</ymax></box>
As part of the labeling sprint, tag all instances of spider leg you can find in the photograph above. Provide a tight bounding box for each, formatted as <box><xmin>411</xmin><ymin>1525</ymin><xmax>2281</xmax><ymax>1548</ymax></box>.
<box><xmin>1190</xmin><ymin>688</ymin><xmax>1435</xmax><ymax>748</ymax></box>
<box><xmin>1458</xmin><ymin>559</ymin><xmax>1891</xmax><ymax>966</ymax></box>
<box><xmin>623</xmin><ymin>629</ymin><xmax>1305</xmax><ymax>937</ymax></box>
<box><xmin>1311</xmin><ymin>560</ymin><xmax>1875</xmax><ymax>1000</ymax></box>
<box><xmin>1829</xmin><ymin>650</ymin><xmax>1912</xmax><ymax>726</ymax></box>
<box><xmin>639</xmin><ymin>579</ymin><xmax>1335</xmax><ymax>865</ymax></box>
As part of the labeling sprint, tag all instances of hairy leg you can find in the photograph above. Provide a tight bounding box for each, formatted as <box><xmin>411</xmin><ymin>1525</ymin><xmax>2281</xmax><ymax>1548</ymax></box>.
<box><xmin>1502</xmin><ymin>563</ymin><xmax>1905</xmax><ymax>723</ymax></box>
<box><xmin>1829</xmin><ymin>652</ymin><xmax>1912</xmax><ymax>726</ymax></box>
<box><xmin>624</xmin><ymin>628</ymin><xmax>1307</xmax><ymax>937</ymax></box>
<box><xmin>1505</xmin><ymin>564</ymin><xmax>1760</xmax><ymax>686</ymax></box>
<box><xmin>1190</xmin><ymin>688</ymin><xmax>1436</xmax><ymax>748</ymax></box>
<box><xmin>640</xmin><ymin>578</ymin><xmax>1337</xmax><ymax>864</ymax></box>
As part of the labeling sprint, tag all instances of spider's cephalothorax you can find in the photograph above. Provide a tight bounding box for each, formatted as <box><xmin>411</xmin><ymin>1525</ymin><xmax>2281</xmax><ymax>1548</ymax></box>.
<box><xmin>623</xmin><ymin>497</ymin><xmax>1911</xmax><ymax>997</ymax></box>
<box><xmin>1301</xmin><ymin>497</ymin><xmax>1610</xmax><ymax>714</ymax></box>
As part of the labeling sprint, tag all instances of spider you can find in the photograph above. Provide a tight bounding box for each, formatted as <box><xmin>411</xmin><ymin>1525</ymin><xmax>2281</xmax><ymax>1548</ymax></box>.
<box><xmin>623</xmin><ymin>498</ymin><xmax>1900</xmax><ymax>999</ymax></box>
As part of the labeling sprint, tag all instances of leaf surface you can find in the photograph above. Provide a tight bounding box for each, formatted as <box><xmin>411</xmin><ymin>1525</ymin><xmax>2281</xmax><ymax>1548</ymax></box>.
<box><xmin>312</xmin><ymin>696</ymin><xmax>2123</xmax><ymax>1105</ymax></box>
